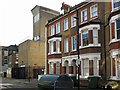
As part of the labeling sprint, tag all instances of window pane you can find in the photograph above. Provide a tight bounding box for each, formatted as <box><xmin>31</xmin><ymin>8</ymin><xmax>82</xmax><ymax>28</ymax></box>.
<box><xmin>72</xmin><ymin>36</ymin><xmax>76</xmax><ymax>50</ymax></box>
<box><xmin>82</xmin><ymin>30</ymin><xmax>89</xmax><ymax>46</ymax></box>
<box><xmin>94</xmin><ymin>60</ymin><xmax>98</xmax><ymax>76</ymax></box>
<box><xmin>50</xmin><ymin>42</ymin><xmax>53</xmax><ymax>54</ymax></box>
<box><xmin>116</xmin><ymin>19</ymin><xmax>120</xmax><ymax>29</ymax></box>
<box><xmin>65</xmin><ymin>38</ymin><xmax>68</xmax><ymax>52</ymax></box>
<box><xmin>83</xmin><ymin>60</ymin><xmax>89</xmax><ymax>76</ymax></box>
<box><xmin>114</xmin><ymin>1</ymin><xmax>120</xmax><ymax>8</ymax></box>
<box><xmin>56</xmin><ymin>62</ymin><xmax>60</xmax><ymax>74</ymax></box>
<box><xmin>117</xmin><ymin>30</ymin><xmax>120</xmax><ymax>39</ymax></box>
<box><xmin>56</xmin><ymin>22</ymin><xmax>60</xmax><ymax>33</ymax></box>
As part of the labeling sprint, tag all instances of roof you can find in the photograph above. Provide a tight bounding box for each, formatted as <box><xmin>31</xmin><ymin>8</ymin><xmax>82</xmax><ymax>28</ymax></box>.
<box><xmin>48</xmin><ymin>1</ymin><xmax>89</xmax><ymax>24</ymax></box>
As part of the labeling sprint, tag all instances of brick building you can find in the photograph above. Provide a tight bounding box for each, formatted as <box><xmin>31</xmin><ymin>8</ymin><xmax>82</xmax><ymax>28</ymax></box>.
<box><xmin>105</xmin><ymin>0</ymin><xmax>120</xmax><ymax>80</ymax></box>
<box><xmin>46</xmin><ymin>1</ymin><xmax>106</xmax><ymax>85</ymax></box>
<box><xmin>18</xmin><ymin>6</ymin><xmax>60</xmax><ymax>78</ymax></box>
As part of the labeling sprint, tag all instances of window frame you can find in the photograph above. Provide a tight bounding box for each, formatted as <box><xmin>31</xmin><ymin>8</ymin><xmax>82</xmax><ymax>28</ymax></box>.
<box><xmin>64</xmin><ymin>18</ymin><xmax>68</xmax><ymax>31</ymax></box>
<box><xmin>112</xmin><ymin>0</ymin><xmax>120</xmax><ymax>11</ymax></box>
<box><xmin>51</xmin><ymin>25</ymin><xmax>55</xmax><ymax>36</ymax></box>
<box><xmin>71</xmin><ymin>35</ymin><xmax>76</xmax><ymax>51</ymax></box>
<box><xmin>82</xmin><ymin>30</ymin><xmax>89</xmax><ymax>46</ymax></box>
<box><xmin>81</xmin><ymin>9</ymin><xmax>87</xmax><ymax>22</ymax></box>
<box><xmin>71</xmin><ymin>14</ymin><xmax>76</xmax><ymax>28</ymax></box>
<box><xmin>90</xmin><ymin>4</ymin><xmax>98</xmax><ymax>18</ymax></box>
<box><xmin>82</xmin><ymin>59</ymin><xmax>89</xmax><ymax>76</ymax></box>
<box><xmin>56</xmin><ymin>22</ymin><xmax>60</xmax><ymax>34</ymax></box>
<box><xmin>50</xmin><ymin>41</ymin><xmax>54</xmax><ymax>54</ymax></box>
<box><xmin>116</xmin><ymin>19</ymin><xmax>120</xmax><ymax>39</ymax></box>
<box><xmin>93</xmin><ymin>29</ymin><xmax>98</xmax><ymax>45</ymax></box>
<box><xmin>34</xmin><ymin>13</ymin><xmax>39</xmax><ymax>23</ymax></box>
<box><xmin>64</xmin><ymin>38</ymin><xmax>69</xmax><ymax>53</ymax></box>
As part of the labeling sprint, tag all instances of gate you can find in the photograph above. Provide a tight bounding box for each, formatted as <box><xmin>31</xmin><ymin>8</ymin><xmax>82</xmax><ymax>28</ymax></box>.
<box><xmin>12</xmin><ymin>67</ymin><xmax>26</xmax><ymax>79</ymax></box>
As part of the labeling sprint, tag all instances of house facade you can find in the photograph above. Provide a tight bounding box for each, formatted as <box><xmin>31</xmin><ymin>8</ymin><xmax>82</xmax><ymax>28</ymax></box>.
<box><xmin>46</xmin><ymin>1</ymin><xmax>106</xmax><ymax>85</ymax></box>
<box><xmin>105</xmin><ymin>0</ymin><xmax>120</xmax><ymax>80</ymax></box>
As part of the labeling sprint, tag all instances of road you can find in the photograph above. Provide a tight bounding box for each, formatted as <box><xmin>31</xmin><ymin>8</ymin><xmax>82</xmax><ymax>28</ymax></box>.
<box><xmin>0</xmin><ymin>78</ymin><xmax>38</xmax><ymax>89</ymax></box>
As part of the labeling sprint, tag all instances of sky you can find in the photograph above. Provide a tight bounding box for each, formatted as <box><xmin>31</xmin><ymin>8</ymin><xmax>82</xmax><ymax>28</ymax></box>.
<box><xmin>0</xmin><ymin>0</ymin><xmax>84</xmax><ymax>46</ymax></box>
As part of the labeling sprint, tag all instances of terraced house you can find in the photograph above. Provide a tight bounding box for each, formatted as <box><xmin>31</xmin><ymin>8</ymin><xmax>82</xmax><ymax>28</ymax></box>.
<box><xmin>105</xmin><ymin>0</ymin><xmax>120</xmax><ymax>81</ymax></box>
<box><xmin>46</xmin><ymin>0</ymin><xmax>106</xmax><ymax>85</ymax></box>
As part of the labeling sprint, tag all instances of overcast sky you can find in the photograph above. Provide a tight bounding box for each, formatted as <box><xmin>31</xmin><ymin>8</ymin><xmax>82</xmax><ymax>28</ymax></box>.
<box><xmin>0</xmin><ymin>0</ymin><xmax>84</xmax><ymax>46</ymax></box>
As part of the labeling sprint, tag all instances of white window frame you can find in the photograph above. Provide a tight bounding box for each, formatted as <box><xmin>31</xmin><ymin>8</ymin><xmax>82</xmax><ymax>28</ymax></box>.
<box><xmin>56</xmin><ymin>22</ymin><xmax>60</xmax><ymax>34</ymax></box>
<box><xmin>56</xmin><ymin>62</ymin><xmax>60</xmax><ymax>74</ymax></box>
<box><xmin>116</xmin><ymin>19</ymin><xmax>120</xmax><ymax>39</ymax></box>
<box><xmin>34</xmin><ymin>13</ymin><xmax>39</xmax><ymax>23</ymax></box>
<box><xmin>71</xmin><ymin>35</ymin><xmax>76</xmax><ymax>51</ymax></box>
<box><xmin>81</xmin><ymin>9</ymin><xmax>87</xmax><ymax>22</ymax></box>
<box><xmin>112</xmin><ymin>0</ymin><xmax>120</xmax><ymax>11</ymax></box>
<box><xmin>90</xmin><ymin>4</ymin><xmax>98</xmax><ymax>18</ymax></box>
<box><xmin>82</xmin><ymin>30</ymin><xmax>89</xmax><ymax>46</ymax></box>
<box><xmin>93</xmin><ymin>60</ymin><xmax>99</xmax><ymax>76</ymax></box>
<box><xmin>49</xmin><ymin>62</ymin><xmax>54</xmax><ymax>74</ymax></box>
<box><xmin>82</xmin><ymin>59</ymin><xmax>89</xmax><ymax>76</ymax></box>
<box><xmin>64</xmin><ymin>18</ymin><xmax>68</xmax><ymax>31</ymax></box>
<box><xmin>71</xmin><ymin>14</ymin><xmax>76</xmax><ymax>28</ymax></box>
<box><xmin>93</xmin><ymin>29</ymin><xmax>98</xmax><ymax>45</ymax></box>
<box><xmin>50</xmin><ymin>41</ymin><xmax>53</xmax><ymax>54</ymax></box>
<box><xmin>56</xmin><ymin>40</ymin><xmax>60</xmax><ymax>53</ymax></box>
<box><xmin>51</xmin><ymin>25</ymin><xmax>55</xmax><ymax>36</ymax></box>
<box><xmin>64</xmin><ymin>38</ymin><xmax>69</xmax><ymax>53</ymax></box>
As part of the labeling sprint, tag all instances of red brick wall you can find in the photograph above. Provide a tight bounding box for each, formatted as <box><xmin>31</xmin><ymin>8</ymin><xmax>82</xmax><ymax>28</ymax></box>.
<box><xmin>48</xmin><ymin>54</ymin><xmax>62</xmax><ymax>59</ymax></box>
<box><xmin>79</xmin><ymin>47</ymin><xmax>101</xmax><ymax>54</ymax></box>
<box><xmin>110</xmin><ymin>41</ymin><xmax>120</xmax><ymax>50</ymax></box>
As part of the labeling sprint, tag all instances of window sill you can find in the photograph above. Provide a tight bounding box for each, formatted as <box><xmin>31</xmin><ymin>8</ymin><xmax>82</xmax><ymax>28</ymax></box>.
<box><xmin>64</xmin><ymin>29</ymin><xmax>68</xmax><ymax>31</ymax></box>
<box><xmin>109</xmin><ymin>39</ymin><xmax>120</xmax><ymax>45</ymax></box>
<box><xmin>79</xmin><ymin>44</ymin><xmax>101</xmax><ymax>49</ymax></box>
<box><xmin>71</xmin><ymin>25</ymin><xmax>76</xmax><ymax>28</ymax></box>
<box><xmin>90</xmin><ymin>16</ymin><xmax>98</xmax><ymax>21</ymax></box>
<box><xmin>48</xmin><ymin>52</ymin><xmax>61</xmax><ymax>55</ymax></box>
<box><xmin>64</xmin><ymin>52</ymin><xmax>69</xmax><ymax>54</ymax></box>
<box><xmin>111</xmin><ymin>7</ymin><xmax>120</xmax><ymax>13</ymax></box>
<box><xmin>71</xmin><ymin>49</ymin><xmax>76</xmax><ymax>52</ymax></box>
